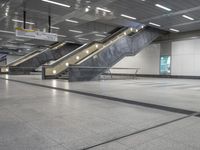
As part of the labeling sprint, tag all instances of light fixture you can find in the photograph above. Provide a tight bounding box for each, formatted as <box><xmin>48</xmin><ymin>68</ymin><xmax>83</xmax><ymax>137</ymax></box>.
<box><xmin>5</xmin><ymin>68</ymin><xmax>9</xmax><ymax>72</ymax></box>
<box><xmin>65</xmin><ymin>62</ymin><xmax>69</xmax><ymax>66</ymax></box>
<box><xmin>155</xmin><ymin>4</ymin><xmax>172</xmax><ymax>11</ymax></box>
<box><xmin>95</xmin><ymin>44</ymin><xmax>99</xmax><ymax>48</ymax></box>
<box><xmin>85</xmin><ymin>7</ymin><xmax>90</xmax><ymax>12</ymax></box>
<box><xmin>0</xmin><ymin>30</ymin><xmax>15</xmax><ymax>34</ymax></box>
<box><xmin>41</xmin><ymin>0</ymin><xmax>71</xmax><ymax>8</ymax></box>
<box><xmin>78</xmin><ymin>37</ymin><xmax>89</xmax><ymax>41</ymax></box>
<box><xmin>182</xmin><ymin>15</ymin><xmax>194</xmax><ymax>21</ymax></box>
<box><xmin>149</xmin><ymin>22</ymin><xmax>161</xmax><ymax>27</ymax></box>
<box><xmin>66</xmin><ymin>41</ymin><xmax>75</xmax><ymax>43</ymax></box>
<box><xmin>76</xmin><ymin>56</ymin><xmax>80</xmax><ymax>60</ymax></box>
<box><xmin>121</xmin><ymin>14</ymin><xmax>136</xmax><ymax>20</ymax></box>
<box><xmin>15</xmin><ymin>38</ymin><xmax>25</xmax><ymax>41</ymax></box>
<box><xmin>53</xmin><ymin>70</ymin><xmax>57</xmax><ymax>74</ymax></box>
<box><xmin>51</xmin><ymin>26</ymin><xmax>60</xmax><ymax>29</ymax></box>
<box><xmin>57</xmin><ymin>34</ymin><xmax>67</xmax><ymax>37</ymax></box>
<box><xmin>95</xmin><ymin>34</ymin><xmax>106</xmax><ymax>38</ymax></box>
<box><xmin>12</xmin><ymin>19</ymin><xmax>35</xmax><ymax>25</ymax></box>
<box><xmin>25</xmin><ymin>43</ymin><xmax>35</xmax><ymax>46</ymax></box>
<box><xmin>69</xmin><ymin>30</ymin><xmax>83</xmax><ymax>33</ymax></box>
<box><xmin>124</xmin><ymin>32</ymin><xmax>127</xmax><ymax>35</ymax></box>
<box><xmin>170</xmin><ymin>28</ymin><xmax>180</xmax><ymax>32</ymax></box>
<box><xmin>8</xmin><ymin>41</ymin><xmax>17</xmax><ymax>44</ymax></box>
<box><xmin>86</xmin><ymin>50</ymin><xmax>89</xmax><ymax>54</ymax></box>
<box><xmin>96</xmin><ymin>7</ymin><xmax>111</xmax><ymax>13</ymax></box>
<box><xmin>65</xmin><ymin>19</ymin><xmax>79</xmax><ymax>24</ymax></box>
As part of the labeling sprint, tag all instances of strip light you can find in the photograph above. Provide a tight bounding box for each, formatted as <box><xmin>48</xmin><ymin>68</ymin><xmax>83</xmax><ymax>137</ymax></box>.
<box><xmin>15</xmin><ymin>39</ymin><xmax>25</xmax><ymax>41</ymax></box>
<box><xmin>65</xmin><ymin>19</ymin><xmax>79</xmax><ymax>24</ymax></box>
<box><xmin>182</xmin><ymin>15</ymin><xmax>194</xmax><ymax>21</ymax></box>
<box><xmin>155</xmin><ymin>4</ymin><xmax>172</xmax><ymax>11</ymax></box>
<box><xmin>170</xmin><ymin>28</ymin><xmax>180</xmax><ymax>32</ymax></box>
<box><xmin>96</xmin><ymin>7</ymin><xmax>111</xmax><ymax>13</ymax></box>
<box><xmin>12</xmin><ymin>19</ymin><xmax>35</xmax><ymax>25</ymax></box>
<box><xmin>121</xmin><ymin>14</ymin><xmax>136</xmax><ymax>20</ymax></box>
<box><xmin>57</xmin><ymin>34</ymin><xmax>67</xmax><ymax>37</ymax></box>
<box><xmin>25</xmin><ymin>43</ymin><xmax>35</xmax><ymax>45</ymax></box>
<box><xmin>0</xmin><ymin>30</ymin><xmax>15</xmax><ymax>34</ymax></box>
<box><xmin>41</xmin><ymin>0</ymin><xmax>71</xmax><ymax>8</ymax></box>
<box><xmin>69</xmin><ymin>30</ymin><xmax>83</xmax><ymax>33</ymax></box>
<box><xmin>78</xmin><ymin>38</ymin><xmax>89</xmax><ymax>41</ymax></box>
<box><xmin>51</xmin><ymin>26</ymin><xmax>60</xmax><ymax>29</ymax></box>
<box><xmin>149</xmin><ymin>22</ymin><xmax>161</xmax><ymax>27</ymax></box>
<box><xmin>95</xmin><ymin>34</ymin><xmax>106</xmax><ymax>37</ymax></box>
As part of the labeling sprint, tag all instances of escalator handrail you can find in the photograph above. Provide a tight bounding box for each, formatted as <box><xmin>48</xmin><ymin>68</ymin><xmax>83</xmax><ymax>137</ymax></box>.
<box><xmin>8</xmin><ymin>42</ymin><xmax>64</xmax><ymax>67</ymax></box>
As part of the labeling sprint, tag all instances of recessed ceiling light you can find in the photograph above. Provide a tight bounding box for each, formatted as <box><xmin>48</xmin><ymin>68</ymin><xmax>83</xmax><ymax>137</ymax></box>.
<box><xmin>78</xmin><ymin>37</ymin><xmax>89</xmax><ymax>41</ymax></box>
<box><xmin>15</xmin><ymin>38</ymin><xmax>25</xmax><ymax>41</ymax></box>
<box><xmin>25</xmin><ymin>43</ymin><xmax>35</xmax><ymax>46</ymax></box>
<box><xmin>69</xmin><ymin>30</ymin><xmax>83</xmax><ymax>34</ymax></box>
<box><xmin>149</xmin><ymin>22</ymin><xmax>161</xmax><ymax>27</ymax></box>
<box><xmin>66</xmin><ymin>41</ymin><xmax>75</xmax><ymax>43</ymax></box>
<box><xmin>51</xmin><ymin>26</ymin><xmax>60</xmax><ymax>29</ymax></box>
<box><xmin>57</xmin><ymin>34</ymin><xmax>67</xmax><ymax>37</ymax></box>
<box><xmin>170</xmin><ymin>28</ymin><xmax>180</xmax><ymax>32</ymax></box>
<box><xmin>96</xmin><ymin>7</ymin><xmax>111</xmax><ymax>13</ymax></box>
<box><xmin>8</xmin><ymin>41</ymin><xmax>17</xmax><ymax>44</ymax></box>
<box><xmin>121</xmin><ymin>14</ymin><xmax>136</xmax><ymax>20</ymax></box>
<box><xmin>12</xmin><ymin>19</ymin><xmax>35</xmax><ymax>25</ymax></box>
<box><xmin>155</xmin><ymin>4</ymin><xmax>172</xmax><ymax>11</ymax></box>
<box><xmin>95</xmin><ymin>34</ymin><xmax>106</xmax><ymax>37</ymax></box>
<box><xmin>65</xmin><ymin>19</ymin><xmax>79</xmax><ymax>24</ymax></box>
<box><xmin>41</xmin><ymin>0</ymin><xmax>71</xmax><ymax>8</ymax></box>
<box><xmin>182</xmin><ymin>15</ymin><xmax>194</xmax><ymax>21</ymax></box>
<box><xmin>3</xmin><ymin>32</ymin><xmax>14</xmax><ymax>37</ymax></box>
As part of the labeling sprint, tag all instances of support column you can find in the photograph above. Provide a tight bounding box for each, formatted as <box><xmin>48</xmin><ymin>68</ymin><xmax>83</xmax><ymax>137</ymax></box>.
<box><xmin>48</xmin><ymin>15</ymin><xmax>51</xmax><ymax>33</ymax></box>
<box><xmin>23</xmin><ymin>10</ymin><xmax>26</xmax><ymax>29</ymax></box>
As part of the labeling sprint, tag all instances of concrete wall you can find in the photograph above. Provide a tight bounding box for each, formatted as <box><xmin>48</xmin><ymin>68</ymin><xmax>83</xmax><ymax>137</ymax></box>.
<box><xmin>6</xmin><ymin>55</ymin><xmax>21</xmax><ymax>64</ymax></box>
<box><xmin>171</xmin><ymin>39</ymin><xmax>200</xmax><ymax>76</ymax></box>
<box><xmin>112</xmin><ymin>44</ymin><xmax>160</xmax><ymax>75</ymax></box>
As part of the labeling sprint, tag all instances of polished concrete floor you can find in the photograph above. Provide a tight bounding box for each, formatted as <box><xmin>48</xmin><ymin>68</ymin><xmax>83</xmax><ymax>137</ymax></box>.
<box><xmin>0</xmin><ymin>75</ymin><xmax>200</xmax><ymax>150</ymax></box>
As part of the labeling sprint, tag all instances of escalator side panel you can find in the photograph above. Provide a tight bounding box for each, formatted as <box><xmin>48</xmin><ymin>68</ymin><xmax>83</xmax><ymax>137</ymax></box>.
<box><xmin>9</xmin><ymin>43</ymin><xmax>80</xmax><ymax>75</ymax></box>
<box><xmin>68</xmin><ymin>27</ymin><xmax>164</xmax><ymax>81</ymax></box>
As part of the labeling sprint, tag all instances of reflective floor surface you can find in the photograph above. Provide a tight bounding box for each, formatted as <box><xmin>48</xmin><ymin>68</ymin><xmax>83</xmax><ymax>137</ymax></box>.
<box><xmin>0</xmin><ymin>75</ymin><xmax>200</xmax><ymax>150</ymax></box>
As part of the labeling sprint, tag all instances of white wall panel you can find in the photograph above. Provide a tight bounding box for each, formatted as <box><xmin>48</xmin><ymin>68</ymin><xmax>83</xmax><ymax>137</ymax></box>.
<box><xmin>172</xmin><ymin>39</ymin><xmax>200</xmax><ymax>76</ymax></box>
<box><xmin>112</xmin><ymin>44</ymin><xmax>160</xmax><ymax>75</ymax></box>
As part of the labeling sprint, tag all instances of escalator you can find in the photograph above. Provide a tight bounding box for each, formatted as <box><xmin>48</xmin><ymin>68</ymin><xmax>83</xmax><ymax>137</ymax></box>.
<box><xmin>42</xmin><ymin>26</ymin><xmax>165</xmax><ymax>81</ymax></box>
<box><xmin>0</xmin><ymin>42</ymin><xmax>81</xmax><ymax>75</ymax></box>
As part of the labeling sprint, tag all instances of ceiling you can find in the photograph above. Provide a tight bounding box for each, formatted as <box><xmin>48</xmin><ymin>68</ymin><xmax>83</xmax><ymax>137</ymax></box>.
<box><xmin>1</xmin><ymin>0</ymin><xmax>200</xmax><ymax>54</ymax></box>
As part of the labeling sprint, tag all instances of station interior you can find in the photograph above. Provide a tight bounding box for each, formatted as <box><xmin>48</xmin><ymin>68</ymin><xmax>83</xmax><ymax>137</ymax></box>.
<box><xmin>1</xmin><ymin>0</ymin><xmax>200</xmax><ymax>150</ymax></box>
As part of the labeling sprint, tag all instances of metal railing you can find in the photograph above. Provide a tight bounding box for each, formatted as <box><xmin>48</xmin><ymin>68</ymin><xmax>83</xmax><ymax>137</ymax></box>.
<box><xmin>67</xmin><ymin>65</ymin><xmax>140</xmax><ymax>81</ymax></box>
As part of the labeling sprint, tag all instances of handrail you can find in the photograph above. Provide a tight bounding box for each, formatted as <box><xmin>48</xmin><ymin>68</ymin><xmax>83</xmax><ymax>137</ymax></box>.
<box><xmin>69</xmin><ymin>65</ymin><xmax>140</xmax><ymax>70</ymax></box>
<box><xmin>5</xmin><ymin>42</ymin><xmax>61</xmax><ymax>67</ymax></box>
